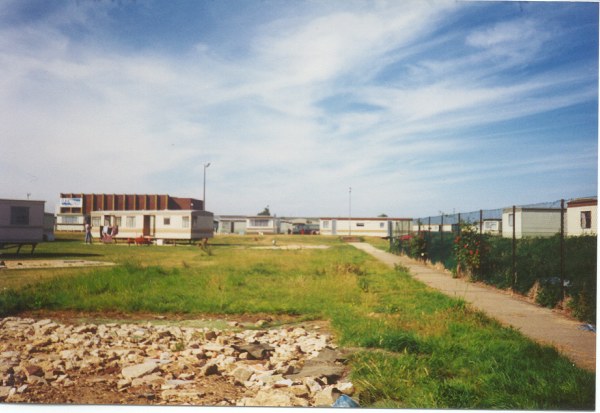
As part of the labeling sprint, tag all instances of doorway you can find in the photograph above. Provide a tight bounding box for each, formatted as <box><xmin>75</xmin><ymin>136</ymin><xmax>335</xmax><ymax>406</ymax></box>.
<box><xmin>143</xmin><ymin>215</ymin><xmax>155</xmax><ymax>237</ymax></box>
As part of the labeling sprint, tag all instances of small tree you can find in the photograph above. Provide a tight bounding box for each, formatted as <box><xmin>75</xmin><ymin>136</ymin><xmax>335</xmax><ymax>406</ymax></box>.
<box><xmin>257</xmin><ymin>206</ymin><xmax>271</xmax><ymax>216</ymax></box>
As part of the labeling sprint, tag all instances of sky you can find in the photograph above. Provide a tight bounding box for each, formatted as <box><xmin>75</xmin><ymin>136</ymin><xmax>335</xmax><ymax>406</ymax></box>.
<box><xmin>0</xmin><ymin>0</ymin><xmax>597</xmax><ymax>218</ymax></box>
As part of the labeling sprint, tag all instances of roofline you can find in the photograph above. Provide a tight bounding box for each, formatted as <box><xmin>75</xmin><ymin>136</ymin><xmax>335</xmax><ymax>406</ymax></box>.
<box><xmin>0</xmin><ymin>198</ymin><xmax>46</xmax><ymax>204</ymax></box>
<box><xmin>90</xmin><ymin>209</ymin><xmax>213</xmax><ymax>215</ymax></box>
<box><xmin>567</xmin><ymin>199</ymin><xmax>597</xmax><ymax>208</ymax></box>
<box><xmin>502</xmin><ymin>207</ymin><xmax>561</xmax><ymax>213</ymax></box>
<box><xmin>319</xmin><ymin>217</ymin><xmax>412</xmax><ymax>221</ymax></box>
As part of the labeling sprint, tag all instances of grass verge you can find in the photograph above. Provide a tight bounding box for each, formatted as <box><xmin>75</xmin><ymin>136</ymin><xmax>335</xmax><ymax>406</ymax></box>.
<box><xmin>0</xmin><ymin>235</ymin><xmax>594</xmax><ymax>409</ymax></box>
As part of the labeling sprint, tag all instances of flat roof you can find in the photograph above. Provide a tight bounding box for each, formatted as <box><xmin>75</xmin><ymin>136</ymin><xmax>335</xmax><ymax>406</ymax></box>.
<box><xmin>0</xmin><ymin>198</ymin><xmax>45</xmax><ymax>204</ymax></box>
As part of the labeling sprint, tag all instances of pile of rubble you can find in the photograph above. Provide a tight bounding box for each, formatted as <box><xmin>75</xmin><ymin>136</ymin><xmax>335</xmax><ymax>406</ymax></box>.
<box><xmin>0</xmin><ymin>317</ymin><xmax>356</xmax><ymax>406</ymax></box>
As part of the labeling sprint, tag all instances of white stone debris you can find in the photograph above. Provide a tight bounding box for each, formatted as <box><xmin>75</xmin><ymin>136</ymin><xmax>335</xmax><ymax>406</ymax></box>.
<box><xmin>0</xmin><ymin>316</ymin><xmax>354</xmax><ymax>406</ymax></box>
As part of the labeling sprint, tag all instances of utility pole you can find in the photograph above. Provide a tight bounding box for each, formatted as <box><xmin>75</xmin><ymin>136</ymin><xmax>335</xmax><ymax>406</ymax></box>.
<box><xmin>203</xmin><ymin>162</ymin><xmax>211</xmax><ymax>210</ymax></box>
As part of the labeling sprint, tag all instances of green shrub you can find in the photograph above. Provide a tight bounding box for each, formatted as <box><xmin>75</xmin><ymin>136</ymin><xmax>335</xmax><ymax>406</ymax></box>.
<box><xmin>453</xmin><ymin>224</ymin><xmax>482</xmax><ymax>278</ymax></box>
<box><xmin>409</xmin><ymin>234</ymin><xmax>427</xmax><ymax>260</ymax></box>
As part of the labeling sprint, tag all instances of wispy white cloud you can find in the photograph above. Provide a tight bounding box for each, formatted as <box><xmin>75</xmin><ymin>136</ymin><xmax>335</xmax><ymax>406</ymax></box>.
<box><xmin>0</xmin><ymin>1</ymin><xmax>596</xmax><ymax>217</ymax></box>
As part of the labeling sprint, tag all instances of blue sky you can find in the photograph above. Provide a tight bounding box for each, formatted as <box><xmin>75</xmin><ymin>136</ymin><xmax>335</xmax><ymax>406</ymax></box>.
<box><xmin>0</xmin><ymin>0</ymin><xmax>597</xmax><ymax>218</ymax></box>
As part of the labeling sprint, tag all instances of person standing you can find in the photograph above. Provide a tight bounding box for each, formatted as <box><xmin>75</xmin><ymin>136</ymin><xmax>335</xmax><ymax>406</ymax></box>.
<box><xmin>85</xmin><ymin>222</ymin><xmax>93</xmax><ymax>244</ymax></box>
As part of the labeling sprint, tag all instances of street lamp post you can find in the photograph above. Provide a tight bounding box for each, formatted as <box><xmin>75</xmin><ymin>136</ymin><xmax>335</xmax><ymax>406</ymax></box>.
<box><xmin>349</xmin><ymin>187</ymin><xmax>352</xmax><ymax>236</ymax></box>
<box><xmin>203</xmin><ymin>162</ymin><xmax>211</xmax><ymax>211</ymax></box>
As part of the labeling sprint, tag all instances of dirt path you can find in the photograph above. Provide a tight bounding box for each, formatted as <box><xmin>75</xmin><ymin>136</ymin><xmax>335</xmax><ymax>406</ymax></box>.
<box><xmin>351</xmin><ymin>242</ymin><xmax>596</xmax><ymax>372</ymax></box>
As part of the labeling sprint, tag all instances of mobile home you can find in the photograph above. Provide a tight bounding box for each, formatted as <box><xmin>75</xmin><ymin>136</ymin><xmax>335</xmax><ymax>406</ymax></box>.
<box><xmin>502</xmin><ymin>207</ymin><xmax>562</xmax><ymax>239</ymax></box>
<box><xmin>216</xmin><ymin>215</ymin><xmax>247</xmax><ymax>235</ymax></box>
<box><xmin>245</xmin><ymin>216</ymin><xmax>280</xmax><ymax>235</ymax></box>
<box><xmin>320</xmin><ymin>217</ymin><xmax>412</xmax><ymax>237</ymax></box>
<box><xmin>90</xmin><ymin>209</ymin><xmax>214</xmax><ymax>242</ymax></box>
<box><xmin>567</xmin><ymin>197</ymin><xmax>597</xmax><ymax>236</ymax></box>
<box><xmin>0</xmin><ymin>199</ymin><xmax>45</xmax><ymax>251</ymax></box>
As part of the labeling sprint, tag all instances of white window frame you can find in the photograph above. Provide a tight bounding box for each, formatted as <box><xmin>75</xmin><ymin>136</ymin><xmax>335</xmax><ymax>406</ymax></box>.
<box><xmin>251</xmin><ymin>219</ymin><xmax>270</xmax><ymax>227</ymax></box>
<box><xmin>581</xmin><ymin>211</ymin><xmax>592</xmax><ymax>229</ymax></box>
<box><xmin>62</xmin><ymin>215</ymin><xmax>79</xmax><ymax>225</ymax></box>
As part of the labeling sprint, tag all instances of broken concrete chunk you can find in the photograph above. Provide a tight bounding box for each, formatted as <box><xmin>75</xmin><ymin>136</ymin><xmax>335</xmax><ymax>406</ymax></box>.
<box><xmin>314</xmin><ymin>385</ymin><xmax>342</xmax><ymax>406</ymax></box>
<box><xmin>231</xmin><ymin>366</ymin><xmax>254</xmax><ymax>384</ymax></box>
<box><xmin>200</xmin><ymin>362</ymin><xmax>220</xmax><ymax>376</ymax></box>
<box><xmin>121</xmin><ymin>362</ymin><xmax>158</xmax><ymax>380</ymax></box>
<box><xmin>233</xmin><ymin>343</ymin><xmax>274</xmax><ymax>360</ymax></box>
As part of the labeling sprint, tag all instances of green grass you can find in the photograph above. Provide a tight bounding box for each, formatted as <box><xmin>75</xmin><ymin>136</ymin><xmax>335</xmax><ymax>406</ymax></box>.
<box><xmin>0</xmin><ymin>234</ymin><xmax>594</xmax><ymax>409</ymax></box>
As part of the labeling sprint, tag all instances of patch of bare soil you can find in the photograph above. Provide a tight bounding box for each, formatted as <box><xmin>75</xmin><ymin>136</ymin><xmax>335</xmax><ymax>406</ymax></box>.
<box><xmin>248</xmin><ymin>245</ymin><xmax>331</xmax><ymax>250</ymax></box>
<box><xmin>0</xmin><ymin>260</ymin><xmax>115</xmax><ymax>270</ymax></box>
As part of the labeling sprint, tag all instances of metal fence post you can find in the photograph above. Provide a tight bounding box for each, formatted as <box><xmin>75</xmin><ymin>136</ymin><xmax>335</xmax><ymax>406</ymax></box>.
<box><xmin>560</xmin><ymin>199</ymin><xmax>565</xmax><ymax>302</ymax></box>
<box><xmin>479</xmin><ymin>209</ymin><xmax>483</xmax><ymax>271</ymax></box>
<box><xmin>479</xmin><ymin>209</ymin><xmax>483</xmax><ymax>235</ymax></box>
<box><xmin>512</xmin><ymin>205</ymin><xmax>516</xmax><ymax>291</ymax></box>
<box><xmin>428</xmin><ymin>216</ymin><xmax>431</xmax><ymax>250</ymax></box>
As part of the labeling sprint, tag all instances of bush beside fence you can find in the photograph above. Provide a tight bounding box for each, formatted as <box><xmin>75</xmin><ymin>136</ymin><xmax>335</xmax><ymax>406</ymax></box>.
<box><xmin>391</xmin><ymin>230</ymin><xmax>596</xmax><ymax>323</ymax></box>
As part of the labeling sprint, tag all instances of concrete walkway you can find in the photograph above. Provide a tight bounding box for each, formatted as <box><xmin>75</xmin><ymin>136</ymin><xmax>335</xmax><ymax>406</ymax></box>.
<box><xmin>351</xmin><ymin>242</ymin><xmax>596</xmax><ymax>372</ymax></box>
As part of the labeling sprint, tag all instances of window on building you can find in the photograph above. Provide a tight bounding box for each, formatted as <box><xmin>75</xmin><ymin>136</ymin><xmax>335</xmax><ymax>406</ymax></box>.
<box><xmin>192</xmin><ymin>216</ymin><xmax>198</xmax><ymax>227</ymax></box>
<box><xmin>62</xmin><ymin>215</ymin><xmax>79</xmax><ymax>225</ymax></box>
<box><xmin>92</xmin><ymin>217</ymin><xmax>101</xmax><ymax>227</ymax></box>
<box><xmin>126</xmin><ymin>216</ymin><xmax>136</xmax><ymax>228</ymax></box>
<box><xmin>508</xmin><ymin>214</ymin><xmax>514</xmax><ymax>227</ymax></box>
<box><xmin>182</xmin><ymin>216</ymin><xmax>190</xmax><ymax>228</ymax></box>
<box><xmin>251</xmin><ymin>219</ymin><xmax>269</xmax><ymax>227</ymax></box>
<box><xmin>164</xmin><ymin>217</ymin><xmax>171</xmax><ymax>226</ymax></box>
<box><xmin>322</xmin><ymin>220</ymin><xmax>329</xmax><ymax>229</ymax></box>
<box><xmin>380</xmin><ymin>222</ymin><xmax>385</xmax><ymax>228</ymax></box>
<box><xmin>356</xmin><ymin>223</ymin><xmax>365</xmax><ymax>227</ymax></box>
<box><xmin>10</xmin><ymin>207</ymin><xmax>29</xmax><ymax>225</ymax></box>
<box><xmin>581</xmin><ymin>211</ymin><xmax>592</xmax><ymax>229</ymax></box>
<box><xmin>114</xmin><ymin>217</ymin><xmax>121</xmax><ymax>227</ymax></box>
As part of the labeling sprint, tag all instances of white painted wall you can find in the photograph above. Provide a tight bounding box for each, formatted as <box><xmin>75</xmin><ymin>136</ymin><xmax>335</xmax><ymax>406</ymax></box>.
<box><xmin>567</xmin><ymin>204</ymin><xmax>597</xmax><ymax>236</ymax></box>
<box><xmin>502</xmin><ymin>209</ymin><xmax>561</xmax><ymax>239</ymax></box>
<box><xmin>321</xmin><ymin>218</ymin><xmax>410</xmax><ymax>237</ymax></box>
<box><xmin>55</xmin><ymin>214</ymin><xmax>86</xmax><ymax>231</ymax></box>
<box><xmin>91</xmin><ymin>210</ymin><xmax>214</xmax><ymax>240</ymax></box>
<box><xmin>245</xmin><ymin>217</ymin><xmax>279</xmax><ymax>234</ymax></box>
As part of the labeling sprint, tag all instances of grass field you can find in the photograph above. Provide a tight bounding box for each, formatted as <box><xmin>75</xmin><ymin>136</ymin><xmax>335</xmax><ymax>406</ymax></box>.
<box><xmin>0</xmin><ymin>233</ymin><xmax>595</xmax><ymax>409</ymax></box>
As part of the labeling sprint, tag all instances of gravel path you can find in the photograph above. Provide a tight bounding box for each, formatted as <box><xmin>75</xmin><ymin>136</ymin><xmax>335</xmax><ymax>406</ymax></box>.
<box><xmin>351</xmin><ymin>242</ymin><xmax>596</xmax><ymax>372</ymax></box>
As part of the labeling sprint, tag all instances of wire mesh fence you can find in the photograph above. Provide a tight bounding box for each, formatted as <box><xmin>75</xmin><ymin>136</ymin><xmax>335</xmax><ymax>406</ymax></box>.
<box><xmin>389</xmin><ymin>201</ymin><xmax>596</xmax><ymax>323</ymax></box>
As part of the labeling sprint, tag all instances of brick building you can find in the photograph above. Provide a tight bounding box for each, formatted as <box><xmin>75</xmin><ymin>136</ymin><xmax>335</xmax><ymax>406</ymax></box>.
<box><xmin>56</xmin><ymin>193</ymin><xmax>204</xmax><ymax>232</ymax></box>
